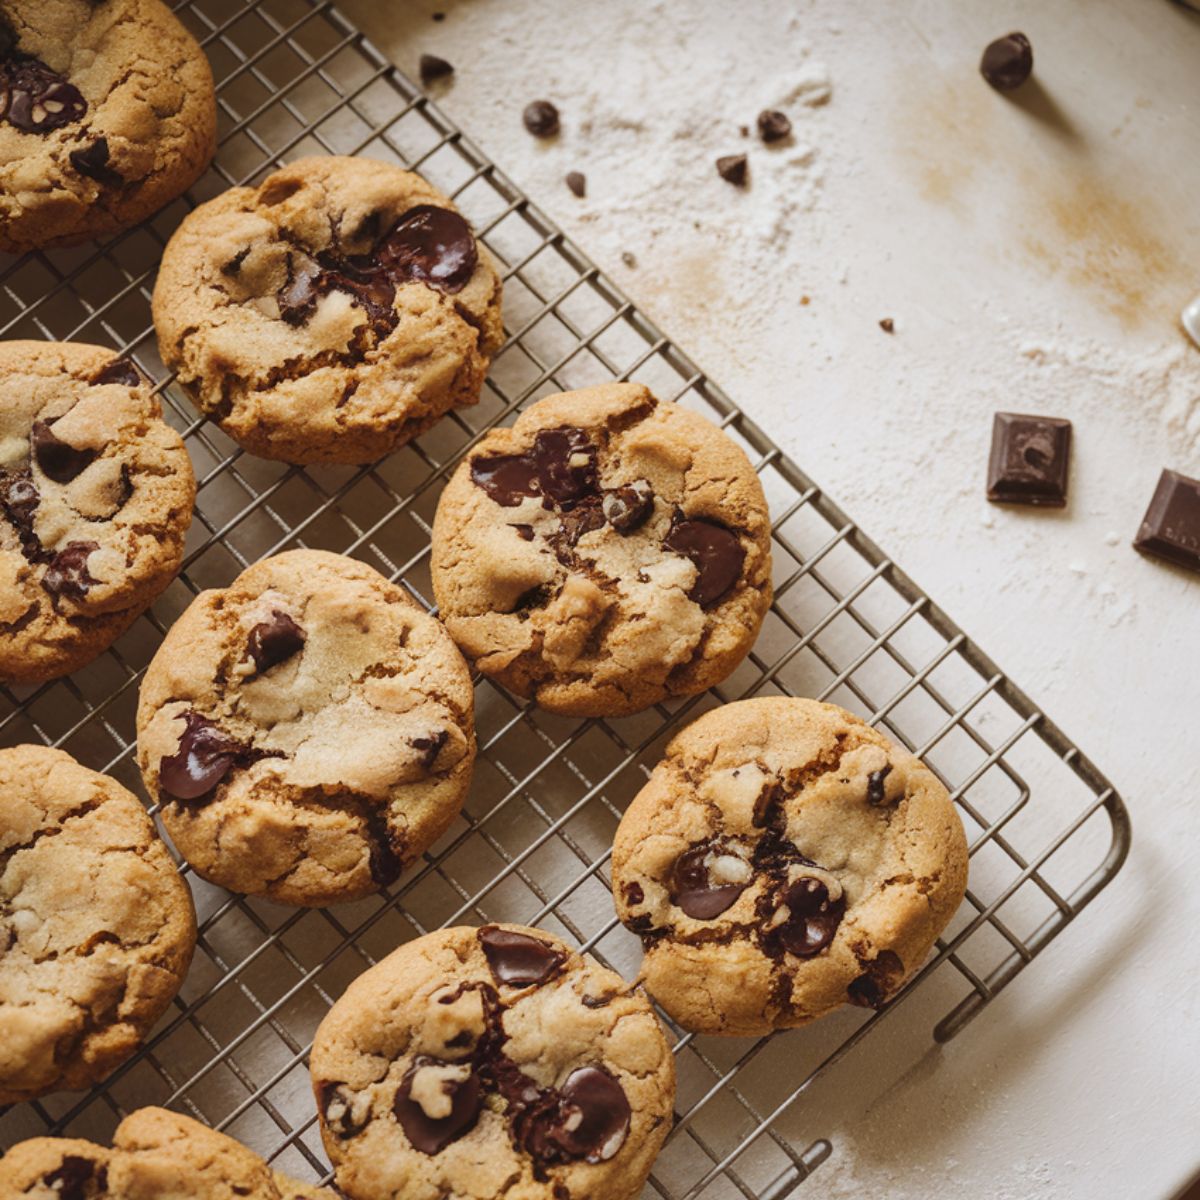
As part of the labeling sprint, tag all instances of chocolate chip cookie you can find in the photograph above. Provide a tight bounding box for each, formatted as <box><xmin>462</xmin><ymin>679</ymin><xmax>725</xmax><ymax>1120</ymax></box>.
<box><xmin>430</xmin><ymin>383</ymin><xmax>773</xmax><ymax>717</ymax></box>
<box><xmin>0</xmin><ymin>745</ymin><xmax>197</xmax><ymax>1104</ymax></box>
<box><xmin>310</xmin><ymin>923</ymin><xmax>676</xmax><ymax>1200</ymax></box>
<box><xmin>152</xmin><ymin>155</ymin><xmax>504</xmax><ymax>464</ymax></box>
<box><xmin>0</xmin><ymin>0</ymin><xmax>217</xmax><ymax>254</ymax></box>
<box><xmin>136</xmin><ymin>550</ymin><xmax>476</xmax><ymax>907</ymax></box>
<box><xmin>612</xmin><ymin>698</ymin><xmax>969</xmax><ymax>1036</ymax></box>
<box><xmin>0</xmin><ymin>1106</ymin><xmax>335</xmax><ymax>1198</ymax></box>
<box><xmin>0</xmin><ymin>340</ymin><xmax>195</xmax><ymax>686</ymax></box>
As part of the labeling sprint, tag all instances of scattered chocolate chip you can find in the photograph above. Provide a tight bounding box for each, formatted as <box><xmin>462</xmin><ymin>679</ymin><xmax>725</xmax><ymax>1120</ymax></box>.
<box><xmin>866</xmin><ymin>765</ymin><xmax>893</xmax><ymax>807</ymax></box>
<box><xmin>523</xmin><ymin>1066</ymin><xmax>630</xmax><ymax>1165</ymax></box>
<box><xmin>757</xmin><ymin>109</ymin><xmax>792</xmax><ymax>142</ymax></box>
<box><xmin>419</xmin><ymin>53</ymin><xmax>454</xmax><ymax>86</ymax></box>
<box><xmin>663</xmin><ymin>514</ymin><xmax>745</xmax><ymax>607</ymax></box>
<box><xmin>69</xmin><ymin>136</ymin><xmax>122</xmax><ymax>187</ymax></box>
<box><xmin>41</xmin><ymin>1156</ymin><xmax>100</xmax><ymax>1200</ymax></box>
<box><xmin>671</xmin><ymin>841</ymin><xmax>750</xmax><ymax>920</ymax></box>
<box><xmin>847</xmin><ymin>949</ymin><xmax>905</xmax><ymax>1008</ymax></box>
<box><xmin>91</xmin><ymin>356</ymin><xmax>143</xmax><ymax>389</ymax></box>
<box><xmin>394</xmin><ymin>1056</ymin><xmax>483</xmax><ymax>1155</ymax></box>
<box><xmin>602</xmin><ymin>479</ymin><xmax>654</xmax><ymax>533</ymax></box>
<box><xmin>522</xmin><ymin>99</ymin><xmax>560</xmax><ymax>137</ymax></box>
<box><xmin>879</xmin><ymin>317</ymin><xmax>894</xmax><ymax>333</ymax></box>
<box><xmin>410</xmin><ymin>729</ymin><xmax>449</xmax><ymax>769</ymax></box>
<box><xmin>986</xmin><ymin>412</ymin><xmax>1072</xmax><ymax>507</ymax></box>
<box><xmin>1</xmin><ymin>57</ymin><xmax>88</xmax><ymax>134</ymax></box>
<box><xmin>376</xmin><ymin>204</ymin><xmax>479</xmax><ymax>293</ymax></box>
<box><xmin>1133</xmin><ymin>468</ymin><xmax>1200</xmax><ymax>575</ymax></box>
<box><xmin>479</xmin><ymin>926</ymin><xmax>567</xmax><ymax>987</ymax></box>
<box><xmin>31</xmin><ymin>421</ymin><xmax>97</xmax><ymax>484</ymax></box>
<box><xmin>320</xmin><ymin>1082</ymin><xmax>369</xmax><ymax>1139</ymax></box>
<box><xmin>980</xmin><ymin>32</ymin><xmax>1033</xmax><ymax>92</ymax></box>
<box><xmin>716</xmin><ymin>154</ymin><xmax>748</xmax><ymax>186</ymax></box>
<box><xmin>565</xmin><ymin>170</ymin><xmax>586</xmax><ymax>198</ymax></box>
<box><xmin>41</xmin><ymin>540</ymin><xmax>99</xmax><ymax>601</ymax></box>
<box><xmin>246</xmin><ymin>610</ymin><xmax>305</xmax><ymax>673</ymax></box>
<box><xmin>768</xmin><ymin>876</ymin><xmax>845</xmax><ymax>958</ymax></box>
<box><xmin>158</xmin><ymin>711</ymin><xmax>268</xmax><ymax>802</ymax></box>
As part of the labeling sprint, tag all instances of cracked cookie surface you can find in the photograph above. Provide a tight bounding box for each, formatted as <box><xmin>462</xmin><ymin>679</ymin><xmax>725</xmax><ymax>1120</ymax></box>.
<box><xmin>0</xmin><ymin>0</ymin><xmax>216</xmax><ymax>253</ymax></box>
<box><xmin>136</xmin><ymin>550</ymin><xmax>476</xmax><ymax>907</ymax></box>
<box><xmin>310</xmin><ymin>923</ymin><xmax>675</xmax><ymax>1200</ymax></box>
<box><xmin>430</xmin><ymin>383</ymin><xmax>773</xmax><ymax>716</ymax></box>
<box><xmin>0</xmin><ymin>340</ymin><xmax>196</xmax><ymax>685</ymax></box>
<box><xmin>0</xmin><ymin>746</ymin><xmax>197</xmax><ymax>1104</ymax></box>
<box><xmin>152</xmin><ymin>155</ymin><xmax>504</xmax><ymax>464</ymax></box>
<box><xmin>0</xmin><ymin>1105</ymin><xmax>335</xmax><ymax>1198</ymax></box>
<box><xmin>611</xmin><ymin>698</ymin><xmax>969</xmax><ymax>1036</ymax></box>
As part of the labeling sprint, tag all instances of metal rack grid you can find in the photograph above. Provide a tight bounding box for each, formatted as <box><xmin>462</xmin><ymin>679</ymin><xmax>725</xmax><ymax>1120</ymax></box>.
<box><xmin>0</xmin><ymin>1</ymin><xmax>1131</xmax><ymax>1195</ymax></box>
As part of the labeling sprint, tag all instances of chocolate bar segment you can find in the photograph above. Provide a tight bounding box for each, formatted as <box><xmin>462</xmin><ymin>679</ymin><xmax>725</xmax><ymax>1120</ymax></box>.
<box><xmin>1133</xmin><ymin>468</ymin><xmax>1200</xmax><ymax>575</ymax></box>
<box><xmin>986</xmin><ymin>412</ymin><xmax>1072</xmax><ymax>507</ymax></box>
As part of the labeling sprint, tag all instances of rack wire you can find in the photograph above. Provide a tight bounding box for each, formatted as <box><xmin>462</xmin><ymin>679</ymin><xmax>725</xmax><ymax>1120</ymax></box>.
<box><xmin>0</xmin><ymin>1</ymin><xmax>1132</xmax><ymax>1194</ymax></box>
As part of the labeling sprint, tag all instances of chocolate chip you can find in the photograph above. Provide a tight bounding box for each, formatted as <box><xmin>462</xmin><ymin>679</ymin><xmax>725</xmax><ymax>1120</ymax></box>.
<box><xmin>158</xmin><ymin>711</ymin><xmax>266</xmax><ymax>802</ymax></box>
<box><xmin>533</xmin><ymin>427</ymin><xmax>599</xmax><ymax>506</ymax></box>
<box><xmin>565</xmin><ymin>170</ymin><xmax>586</xmax><ymax>198</ymax></box>
<box><xmin>866</xmin><ymin>765</ymin><xmax>892</xmax><ymax>807</ymax></box>
<box><xmin>0</xmin><ymin>469</ymin><xmax>39</xmax><ymax>548</ymax></box>
<box><xmin>221</xmin><ymin>247</ymin><xmax>251</xmax><ymax>277</ymax></box>
<box><xmin>69</xmin><ymin>136</ymin><xmax>122</xmax><ymax>187</ymax></box>
<box><xmin>555</xmin><ymin>496</ymin><xmax>605</xmax><ymax>549</ymax></box>
<box><xmin>511</xmin><ymin>523</ymin><xmax>535</xmax><ymax>541</ymax></box>
<box><xmin>663</xmin><ymin>515</ymin><xmax>745</xmax><ymax>607</ymax></box>
<box><xmin>376</xmin><ymin>204</ymin><xmax>479</xmax><ymax>294</ymax></box>
<box><xmin>522</xmin><ymin>99</ymin><xmax>560</xmax><ymax>137</ymax></box>
<box><xmin>716</xmin><ymin>154</ymin><xmax>748</xmax><ymax>186</ymax></box>
<box><xmin>1</xmin><ymin>57</ymin><xmax>88</xmax><ymax>134</ymax></box>
<box><xmin>622</xmin><ymin>881</ymin><xmax>644</xmax><ymax>906</ymax></box>
<box><xmin>757</xmin><ymin>109</ymin><xmax>792</xmax><ymax>142</ymax></box>
<box><xmin>246</xmin><ymin>610</ymin><xmax>305</xmax><ymax>673</ymax></box>
<box><xmin>419</xmin><ymin>53</ymin><xmax>454</xmax><ymax>86</ymax></box>
<box><xmin>320</xmin><ymin>1082</ymin><xmax>369</xmax><ymax>1139</ymax></box>
<box><xmin>980</xmin><ymin>32</ymin><xmax>1033</xmax><ymax>91</ymax></box>
<box><xmin>41</xmin><ymin>1156</ymin><xmax>100</xmax><ymax>1200</ymax></box>
<box><xmin>1133</xmin><ymin>468</ymin><xmax>1200</xmax><ymax>575</ymax></box>
<box><xmin>277</xmin><ymin>254</ymin><xmax>324</xmax><ymax>326</ymax></box>
<box><xmin>512</xmin><ymin>583</ymin><xmax>553</xmax><ymax>613</ymax></box>
<box><xmin>91</xmin><ymin>356</ymin><xmax>143</xmax><ymax>389</ymax></box>
<box><xmin>409</xmin><ymin>729</ymin><xmax>449</xmax><ymax>769</ymax></box>
<box><xmin>32</xmin><ymin>421</ymin><xmax>97</xmax><ymax>483</ymax></box>
<box><xmin>670</xmin><ymin>841</ymin><xmax>750</xmax><ymax>920</ymax></box>
<box><xmin>602</xmin><ymin>479</ymin><xmax>654</xmax><ymax>533</ymax></box>
<box><xmin>524</xmin><ymin>1066</ymin><xmax>630</xmax><ymax>1165</ymax></box>
<box><xmin>471</xmin><ymin>452</ymin><xmax>542</xmax><ymax>507</ymax></box>
<box><xmin>581</xmin><ymin>991</ymin><xmax>617</xmax><ymax>1009</ymax></box>
<box><xmin>879</xmin><ymin>317</ymin><xmax>894</xmax><ymax>333</ymax></box>
<box><xmin>41</xmin><ymin>540</ymin><xmax>99</xmax><ymax>600</ymax></box>
<box><xmin>0</xmin><ymin>14</ymin><xmax>16</xmax><ymax>59</ymax></box>
<box><xmin>479</xmin><ymin>926</ymin><xmax>567</xmax><ymax>987</ymax></box>
<box><xmin>846</xmin><ymin>949</ymin><xmax>905</xmax><ymax>1009</ymax></box>
<box><xmin>768</xmin><ymin>876</ymin><xmax>845</xmax><ymax>958</ymax></box>
<box><xmin>365</xmin><ymin>806</ymin><xmax>403</xmax><ymax>887</ymax></box>
<box><xmin>394</xmin><ymin>1056</ymin><xmax>483</xmax><ymax>1155</ymax></box>
<box><xmin>986</xmin><ymin>412</ymin><xmax>1072</xmax><ymax>507</ymax></box>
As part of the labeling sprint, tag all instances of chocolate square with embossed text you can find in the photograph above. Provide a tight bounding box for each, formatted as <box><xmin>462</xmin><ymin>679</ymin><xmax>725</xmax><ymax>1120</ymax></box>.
<box><xmin>1133</xmin><ymin>468</ymin><xmax>1200</xmax><ymax>574</ymax></box>
<box><xmin>986</xmin><ymin>412</ymin><xmax>1072</xmax><ymax>507</ymax></box>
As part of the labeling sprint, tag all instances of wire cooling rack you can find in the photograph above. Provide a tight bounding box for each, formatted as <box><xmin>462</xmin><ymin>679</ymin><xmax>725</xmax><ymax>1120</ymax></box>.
<box><xmin>0</xmin><ymin>1</ymin><xmax>1132</xmax><ymax>1195</ymax></box>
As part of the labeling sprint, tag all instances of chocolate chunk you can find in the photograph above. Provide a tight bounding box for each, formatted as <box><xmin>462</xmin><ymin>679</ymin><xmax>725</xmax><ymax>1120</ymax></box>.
<box><xmin>0</xmin><ymin>14</ymin><xmax>16</xmax><ymax>59</ymax></box>
<box><xmin>41</xmin><ymin>1156</ymin><xmax>101</xmax><ymax>1200</ymax></box>
<box><xmin>277</xmin><ymin>254</ymin><xmax>324</xmax><ymax>326</ymax></box>
<box><xmin>879</xmin><ymin>317</ymin><xmax>894</xmax><ymax>333</ymax></box>
<box><xmin>320</xmin><ymin>1082</ymin><xmax>369</xmax><ymax>1139</ymax></box>
<box><xmin>394</xmin><ymin>1056</ymin><xmax>483</xmax><ymax>1155</ymax></box>
<box><xmin>663</xmin><ymin>515</ymin><xmax>745</xmax><ymax>607</ymax></box>
<box><xmin>410</xmin><ymin>728</ymin><xmax>449</xmax><ymax>769</ymax></box>
<box><xmin>246</xmin><ymin>610</ymin><xmax>306</xmax><ymax>672</ymax></box>
<box><xmin>158</xmin><ymin>711</ymin><xmax>265</xmax><ymax>802</ymax></box>
<box><xmin>602</xmin><ymin>479</ymin><xmax>654</xmax><ymax>533</ymax></box>
<box><xmin>757</xmin><ymin>109</ymin><xmax>792</xmax><ymax>142</ymax></box>
<box><xmin>471</xmin><ymin>452</ymin><xmax>542</xmax><ymax>506</ymax></box>
<box><xmin>769</xmin><ymin>876</ymin><xmax>845</xmax><ymax>958</ymax></box>
<box><xmin>980</xmin><ymin>32</ymin><xmax>1033</xmax><ymax>91</ymax></box>
<box><xmin>32</xmin><ymin>421</ymin><xmax>97</xmax><ymax>483</ymax></box>
<box><xmin>419</xmin><ymin>53</ymin><xmax>454</xmax><ymax>86</ymax></box>
<box><xmin>555</xmin><ymin>496</ymin><xmax>605</xmax><ymax>549</ymax></box>
<box><xmin>376</xmin><ymin>205</ymin><xmax>478</xmax><ymax>294</ymax></box>
<box><xmin>69</xmin><ymin>137</ymin><xmax>122</xmax><ymax>187</ymax></box>
<box><xmin>524</xmin><ymin>1066</ymin><xmax>630</xmax><ymax>1165</ymax></box>
<box><xmin>1133</xmin><ymin>468</ymin><xmax>1200</xmax><ymax>575</ymax></box>
<box><xmin>581</xmin><ymin>991</ymin><xmax>617</xmax><ymax>1009</ymax></box>
<box><xmin>623</xmin><ymin>881</ymin><xmax>644</xmax><ymax>906</ymax></box>
<box><xmin>512</xmin><ymin>583</ymin><xmax>553</xmax><ymax>613</ymax></box>
<box><xmin>511</xmin><ymin>523</ymin><xmax>535</xmax><ymax>541</ymax></box>
<box><xmin>221</xmin><ymin>247</ymin><xmax>251</xmax><ymax>277</ymax></box>
<box><xmin>986</xmin><ymin>412</ymin><xmax>1071</xmax><ymax>507</ymax></box>
<box><xmin>365</xmin><ymin>806</ymin><xmax>403</xmax><ymax>887</ymax></box>
<box><xmin>41</xmin><ymin>541</ymin><xmax>99</xmax><ymax>600</ymax></box>
<box><xmin>91</xmin><ymin>356</ymin><xmax>143</xmax><ymax>388</ymax></box>
<box><xmin>0</xmin><ymin>469</ymin><xmax>40</xmax><ymax>549</ymax></box>
<box><xmin>479</xmin><ymin>926</ymin><xmax>567</xmax><ymax>987</ymax></box>
<box><xmin>522</xmin><ymin>99</ymin><xmax>560</xmax><ymax>137</ymax></box>
<box><xmin>1</xmin><ymin>58</ymin><xmax>87</xmax><ymax>134</ymax></box>
<box><xmin>533</xmin><ymin>427</ymin><xmax>598</xmax><ymax>507</ymax></box>
<box><xmin>866</xmin><ymin>765</ymin><xmax>892</xmax><ymax>807</ymax></box>
<box><xmin>716</xmin><ymin>154</ymin><xmax>748</xmax><ymax>186</ymax></box>
<box><xmin>671</xmin><ymin>842</ymin><xmax>750</xmax><ymax>920</ymax></box>
<box><xmin>846</xmin><ymin>949</ymin><xmax>905</xmax><ymax>1009</ymax></box>
<box><xmin>565</xmin><ymin>170</ymin><xmax>586</xmax><ymax>198</ymax></box>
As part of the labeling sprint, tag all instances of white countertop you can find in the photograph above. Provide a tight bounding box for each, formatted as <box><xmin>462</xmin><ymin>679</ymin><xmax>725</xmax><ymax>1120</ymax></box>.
<box><xmin>339</xmin><ymin>1</ymin><xmax>1200</xmax><ymax>1195</ymax></box>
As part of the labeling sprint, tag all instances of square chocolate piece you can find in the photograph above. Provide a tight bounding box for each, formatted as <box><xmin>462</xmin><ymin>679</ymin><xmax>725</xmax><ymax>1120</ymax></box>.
<box><xmin>1133</xmin><ymin>468</ymin><xmax>1200</xmax><ymax>575</ymax></box>
<box><xmin>986</xmin><ymin>412</ymin><xmax>1072</xmax><ymax>507</ymax></box>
